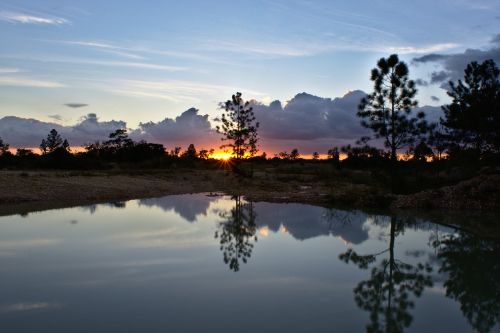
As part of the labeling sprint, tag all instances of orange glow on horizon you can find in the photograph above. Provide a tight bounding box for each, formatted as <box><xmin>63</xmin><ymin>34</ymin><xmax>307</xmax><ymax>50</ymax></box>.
<box><xmin>211</xmin><ymin>151</ymin><xmax>232</xmax><ymax>160</ymax></box>
<box><xmin>6</xmin><ymin>146</ymin><xmax>439</xmax><ymax>162</ymax></box>
<box><xmin>259</xmin><ymin>227</ymin><xmax>270</xmax><ymax>237</ymax></box>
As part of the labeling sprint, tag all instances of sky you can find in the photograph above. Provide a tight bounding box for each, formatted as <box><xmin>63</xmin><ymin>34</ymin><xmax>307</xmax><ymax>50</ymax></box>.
<box><xmin>0</xmin><ymin>0</ymin><xmax>499</xmax><ymax>154</ymax></box>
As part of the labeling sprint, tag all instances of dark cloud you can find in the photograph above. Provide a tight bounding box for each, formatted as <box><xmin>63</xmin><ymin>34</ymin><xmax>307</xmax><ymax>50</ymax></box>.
<box><xmin>130</xmin><ymin>108</ymin><xmax>219</xmax><ymax>149</ymax></box>
<box><xmin>72</xmin><ymin>113</ymin><xmax>125</xmax><ymax>140</ymax></box>
<box><xmin>0</xmin><ymin>113</ymin><xmax>125</xmax><ymax>147</ymax></box>
<box><xmin>254</xmin><ymin>202</ymin><xmax>371</xmax><ymax>244</ymax></box>
<box><xmin>251</xmin><ymin>91</ymin><xmax>441</xmax><ymax>153</ymax></box>
<box><xmin>430</xmin><ymin>96</ymin><xmax>440</xmax><ymax>102</ymax></box>
<box><xmin>413</xmin><ymin>36</ymin><xmax>500</xmax><ymax>85</ymax></box>
<box><xmin>64</xmin><ymin>103</ymin><xmax>88</xmax><ymax>108</ymax></box>
<box><xmin>138</xmin><ymin>193</ymin><xmax>373</xmax><ymax>243</ymax></box>
<box><xmin>0</xmin><ymin>116</ymin><xmax>66</xmax><ymax>148</ymax></box>
<box><xmin>413</xmin><ymin>54</ymin><xmax>448</xmax><ymax>63</ymax></box>
<box><xmin>415</xmin><ymin>105</ymin><xmax>442</xmax><ymax>123</ymax></box>
<box><xmin>251</xmin><ymin>90</ymin><xmax>369</xmax><ymax>152</ymax></box>
<box><xmin>48</xmin><ymin>114</ymin><xmax>63</xmax><ymax>121</ymax></box>
<box><xmin>139</xmin><ymin>193</ymin><xmax>216</xmax><ymax>222</ymax></box>
<box><xmin>491</xmin><ymin>33</ymin><xmax>500</xmax><ymax>44</ymax></box>
<box><xmin>430</xmin><ymin>70</ymin><xmax>451</xmax><ymax>84</ymax></box>
<box><xmin>0</xmin><ymin>92</ymin><xmax>443</xmax><ymax>152</ymax></box>
<box><xmin>415</xmin><ymin>79</ymin><xmax>429</xmax><ymax>86</ymax></box>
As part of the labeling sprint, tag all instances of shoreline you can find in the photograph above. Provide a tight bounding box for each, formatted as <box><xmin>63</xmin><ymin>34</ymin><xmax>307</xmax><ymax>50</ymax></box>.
<box><xmin>0</xmin><ymin>168</ymin><xmax>498</xmax><ymax>214</ymax></box>
<box><xmin>0</xmin><ymin>169</ymin><xmax>499</xmax><ymax>238</ymax></box>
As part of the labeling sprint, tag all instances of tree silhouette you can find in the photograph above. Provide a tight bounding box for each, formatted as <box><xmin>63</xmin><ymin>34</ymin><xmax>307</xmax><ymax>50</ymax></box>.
<box><xmin>182</xmin><ymin>143</ymin><xmax>197</xmax><ymax>159</ymax></box>
<box><xmin>0</xmin><ymin>137</ymin><xmax>10</xmax><ymax>155</ymax></box>
<box><xmin>410</xmin><ymin>140</ymin><xmax>434</xmax><ymax>162</ymax></box>
<box><xmin>15</xmin><ymin>148</ymin><xmax>35</xmax><ymax>157</ymax></box>
<box><xmin>198</xmin><ymin>148</ymin><xmax>214</xmax><ymax>160</ymax></box>
<box><xmin>170</xmin><ymin>146</ymin><xmax>182</xmax><ymax>158</ymax></box>
<box><xmin>327</xmin><ymin>147</ymin><xmax>340</xmax><ymax>161</ymax></box>
<box><xmin>40</xmin><ymin>129</ymin><xmax>69</xmax><ymax>154</ymax></box>
<box><xmin>441</xmin><ymin>59</ymin><xmax>500</xmax><ymax>158</ymax></box>
<box><xmin>214</xmin><ymin>195</ymin><xmax>257</xmax><ymax>272</ymax></box>
<box><xmin>358</xmin><ymin>54</ymin><xmax>429</xmax><ymax>163</ymax></box>
<box><xmin>277</xmin><ymin>151</ymin><xmax>290</xmax><ymax>160</ymax></box>
<box><xmin>312</xmin><ymin>151</ymin><xmax>320</xmax><ymax>160</ymax></box>
<box><xmin>104</xmin><ymin>128</ymin><xmax>133</xmax><ymax>150</ymax></box>
<box><xmin>340</xmin><ymin>216</ymin><xmax>433</xmax><ymax>333</ymax></box>
<box><xmin>290</xmin><ymin>148</ymin><xmax>300</xmax><ymax>160</ymax></box>
<box><xmin>216</xmin><ymin>92</ymin><xmax>259</xmax><ymax>160</ymax></box>
<box><xmin>428</xmin><ymin>124</ymin><xmax>447</xmax><ymax>161</ymax></box>
<box><xmin>434</xmin><ymin>232</ymin><xmax>500</xmax><ymax>333</ymax></box>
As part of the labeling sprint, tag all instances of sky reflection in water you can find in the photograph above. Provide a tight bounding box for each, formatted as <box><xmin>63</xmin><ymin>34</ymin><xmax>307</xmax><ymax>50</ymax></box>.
<box><xmin>0</xmin><ymin>194</ymin><xmax>498</xmax><ymax>333</ymax></box>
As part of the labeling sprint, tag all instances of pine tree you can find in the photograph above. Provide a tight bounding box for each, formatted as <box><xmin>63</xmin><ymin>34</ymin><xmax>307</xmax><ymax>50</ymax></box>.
<box><xmin>216</xmin><ymin>92</ymin><xmax>259</xmax><ymax>159</ymax></box>
<box><xmin>441</xmin><ymin>59</ymin><xmax>500</xmax><ymax>157</ymax></box>
<box><xmin>40</xmin><ymin>129</ymin><xmax>67</xmax><ymax>154</ymax></box>
<box><xmin>358</xmin><ymin>54</ymin><xmax>429</xmax><ymax>162</ymax></box>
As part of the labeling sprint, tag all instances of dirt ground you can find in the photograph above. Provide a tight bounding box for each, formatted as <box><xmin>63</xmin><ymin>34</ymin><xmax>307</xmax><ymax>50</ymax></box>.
<box><xmin>0</xmin><ymin>168</ymin><xmax>361</xmax><ymax>216</ymax></box>
<box><xmin>0</xmin><ymin>167</ymin><xmax>498</xmax><ymax>218</ymax></box>
<box><xmin>0</xmin><ymin>168</ymin><xmax>498</xmax><ymax>238</ymax></box>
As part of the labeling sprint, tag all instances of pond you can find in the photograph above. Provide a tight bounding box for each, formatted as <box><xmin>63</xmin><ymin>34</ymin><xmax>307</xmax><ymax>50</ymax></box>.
<box><xmin>0</xmin><ymin>194</ymin><xmax>498</xmax><ymax>333</ymax></box>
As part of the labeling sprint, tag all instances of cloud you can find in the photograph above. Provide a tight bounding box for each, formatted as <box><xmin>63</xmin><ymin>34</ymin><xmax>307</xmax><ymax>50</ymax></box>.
<box><xmin>71</xmin><ymin>114</ymin><xmax>126</xmax><ymax>143</ymax></box>
<box><xmin>415</xmin><ymin>79</ymin><xmax>429</xmax><ymax>86</ymax></box>
<box><xmin>61</xmin><ymin>40</ymin><xmax>144</xmax><ymax>60</ymax></box>
<box><xmin>102</xmin><ymin>78</ymin><xmax>266</xmax><ymax>103</ymax></box>
<box><xmin>66</xmin><ymin>59</ymin><xmax>189</xmax><ymax>72</ymax></box>
<box><xmin>0</xmin><ymin>67</ymin><xmax>20</xmax><ymax>73</ymax></box>
<box><xmin>205</xmin><ymin>38</ymin><xmax>459</xmax><ymax>58</ymax></box>
<box><xmin>255</xmin><ymin>202</ymin><xmax>371</xmax><ymax>243</ymax></box>
<box><xmin>0</xmin><ymin>91</ymin><xmax>443</xmax><ymax>152</ymax></box>
<box><xmin>430</xmin><ymin>96</ymin><xmax>440</xmax><ymax>102</ymax></box>
<box><xmin>250</xmin><ymin>91</ymin><xmax>368</xmax><ymax>152</ymax></box>
<box><xmin>0</xmin><ymin>54</ymin><xmax>189</xmax><ymax>73</ymax></box>
<box><xmin>204</xmin><ymin>40</ymin><xmax>322</xmax><ymax>57</ymax></box>
<box><xmin>139</xmin><ymin>194</ymin><xmax>216</xmax><ymax>222</ymax></box>
<box><xmin>0</xmin><ymin>110</ymin><xmax>218</xmax><ymax>149</ymax></box>
<box><xmin>0</xmin><ymin>10</ymin><xmax>68</xmax><ymax>25</ymax></box>
<box><xmin>252</xmin><ymin>91</ymin><xmax>442</xmax><ymax>153</ymax></box>
<box><xmin>413</xmin><ymin>54</ymin><xmax>448</xmax><ymax>62</ymax></box>
<box><xmin>64</xmin><ymin>103</ymin><xmax>88</xmax><ymax>108</ymax></box>
<box><xmin>383</xmin><ymin>43</ymin><xmax>459</xmax><ymax>55</ymax></box>
<box><xmin>491</xmin><ymin>33</ymin><xmax>500</xmax><ymax>44</ymax></box>
<box><xmin>0</xmin><ymin>113</ymin><xmax>125</xmax><ymax>147</ymax></box>
<box><xmin>413</xmin><ymin>35</ymin><xmax>500</xmax><ymax>85</ymax></box>
<box><xmin>48</xmin><ymin>114</ymin><xmax>63</xmax><ymax>121</ymax></box>
<box><xmin>0</xmin><ymin>302</ymin><xmax>61</xmax><ymax>313</ymax></box>
<box><xmin>53</xmin><ymin>40</ymin><xmax>224</xmax><ymax>64</ymax></box>
<box><xmin>430</xmin><ymin>71</ymin><xmax>450</xmax><ymax>84</ymax></box>
<box><xmin>0</xmin><ymin>76</ymin><xmax>64</xmax><ymax>88</ymax></box>
<box><xmin>131</xmin><ymin>108</ymin><xmax>219</xmax><ymax>149</ymax></box>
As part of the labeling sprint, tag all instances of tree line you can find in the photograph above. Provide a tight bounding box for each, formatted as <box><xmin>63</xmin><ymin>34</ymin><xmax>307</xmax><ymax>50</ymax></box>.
<box><xmin>0</xmin><ymin>55</ymin><xmax>498</xmax><ymax>171</ymax></box>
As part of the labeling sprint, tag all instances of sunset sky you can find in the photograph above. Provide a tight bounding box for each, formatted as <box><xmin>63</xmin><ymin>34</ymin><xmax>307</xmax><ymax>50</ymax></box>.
<box><xmin>1</xmin><ymin>0</ymin><xmax>499</xmax><ymax>154</ymax></box>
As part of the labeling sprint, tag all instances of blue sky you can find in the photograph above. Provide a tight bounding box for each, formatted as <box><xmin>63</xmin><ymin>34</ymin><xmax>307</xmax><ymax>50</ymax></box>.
<box><xmin>0</xmin><ymin>0</ymin><xmax>499</xmax><ymax>139</ymax></box>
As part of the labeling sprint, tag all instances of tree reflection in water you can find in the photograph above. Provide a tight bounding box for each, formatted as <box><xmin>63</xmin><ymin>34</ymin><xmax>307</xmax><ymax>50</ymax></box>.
<box><xmin>434</xmin><ymin>232</ymin><xmax>500</xmax><ymax>333</ymax></box>
<box><xmin>215</xmin><ymin>195</ymin><xmax>257</xmax><ymax>272</ymax></box>
<box><xmin>339</xmin><ymin>216</ymin><xmax>433</xmax><ymax>333</ymax></box>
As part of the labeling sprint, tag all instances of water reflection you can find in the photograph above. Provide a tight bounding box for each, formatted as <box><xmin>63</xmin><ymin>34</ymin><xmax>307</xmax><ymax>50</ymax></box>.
<box><xmin>434</xmin><ymin>232</ymin><xmax>500</xmax><ymax>333</ymax></box>
<box><xmin>257</xmin><ymin>203</ymin><xmax>370</xmax><ymax>243</ymax></box>
<box><xmin>340</xmin><ymin>216</ymin><xmax>433</xmax><ymax>333</ymax></box>
<box><xmin>81</xmin><ymin>201</ymin><xmax>127</xmax><ymax>214</ymax></box>
<box><xmin>214</xmin><ymin>195</ymin><xmax>257</xmax><ymax>272</ymax></box>
<box><xmin>0</xmin><ymin>194</ymin><xmax>498</xmax><ymax>333</ymax></box>
<box><xmin>140</xmin><ymin>195</ymin><xmax>213</xmax><ymax>222</ymax></box>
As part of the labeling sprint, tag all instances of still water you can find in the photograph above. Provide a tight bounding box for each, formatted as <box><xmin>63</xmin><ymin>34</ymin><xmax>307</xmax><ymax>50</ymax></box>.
<box><xmin>0</xmin><ymin>194</ymin><xmax>498</xmax><ymax>333</ymax></box>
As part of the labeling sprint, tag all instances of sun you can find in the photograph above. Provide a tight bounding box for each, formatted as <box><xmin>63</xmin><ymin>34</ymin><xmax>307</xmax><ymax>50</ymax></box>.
<box><xmin>212</xmin><ymin>152</ymin><xmax>232</xmax><ymax>161</ymax></box>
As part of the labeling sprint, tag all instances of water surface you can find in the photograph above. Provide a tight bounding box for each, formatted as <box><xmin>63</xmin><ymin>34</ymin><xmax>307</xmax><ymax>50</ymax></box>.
<box><xmin>0</xmin><ymin>194</ymin><xmax>498</xmax><ymax>333</ymax></box>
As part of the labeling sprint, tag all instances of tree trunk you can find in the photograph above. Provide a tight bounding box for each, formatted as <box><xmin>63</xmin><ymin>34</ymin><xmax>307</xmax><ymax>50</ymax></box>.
<box><xmin>388</xmin><ymin>216</ymin><xmax>396</xmax><ymax>310</ymax></box>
